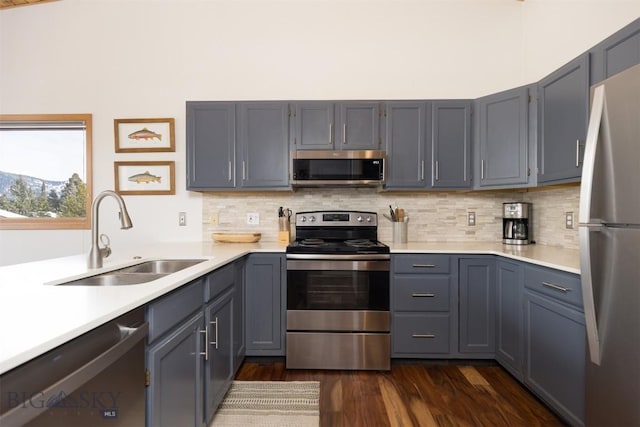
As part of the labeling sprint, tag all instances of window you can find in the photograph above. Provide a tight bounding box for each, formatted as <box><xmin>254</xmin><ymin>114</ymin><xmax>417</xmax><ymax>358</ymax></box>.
<box><xmin>0</xmin><ymin>114</ymin><xmax>92</xmax><ymax>230</ymax></box>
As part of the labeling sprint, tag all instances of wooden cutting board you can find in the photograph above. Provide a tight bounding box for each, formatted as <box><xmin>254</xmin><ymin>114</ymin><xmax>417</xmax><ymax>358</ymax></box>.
<box><xmin>212</xmin><ymin>232</ymin><xmax>262</xmax><ymax>243</ymax></box>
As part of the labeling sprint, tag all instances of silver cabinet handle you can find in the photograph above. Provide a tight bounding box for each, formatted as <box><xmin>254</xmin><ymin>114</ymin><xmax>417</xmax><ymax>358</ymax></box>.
<box><xmin>542</xmin><ymin>281</ymin><xmax>571</xmax><ymax>293</ymax></box>
<box><xmin>242</xmin><ymin>161</ymin><xmax>247</xmax><ymax>181</ymax></box>
<box><xmin>412</xmin><ymin>334</ymin><xmax>435</xmax><ymax>338</ymax></box>
<box><xmin>576</xmin><ymin>139</ymin><xmax>581</xmax><ymax>167</ymax></box>
<box><xmin>228</xmin><ymin>161</ymin><xmax>232</xmax><ymax>182</ymax></box>
<box><xmin>200</xmin><ymin>328</ymin><xmax>209</xmax><ymax>360</ymax></box>
<box><xmin>210</xmin><ymin>317</ymin><xmax>219</xmax><ymax>350</ymax></box>
<box><xmin>329</xmin><ymin>123</ymin><xmax>333</xmax><ymax>144</ymax></box>
<box><xmin>481</xmin><ymin>160</ymin><xmax>485</xmax><ymax>179</ymax></box>
<box><xmin>412</xmin><ymin>293</ymin><xmax>435</xmax><ymax>297</ymax></box>
<box><xmin>435</xmin><ymin>160</ymin><xmax>439</xmax><ymax>181</ymax></box>
<box><xmin>412</xmin><ymin>264</ymin><xmax>436</xmax><ymax>268</ymax></box>
<box><xmin>343</xmin><ymin>124</ymin><xmax>347</xmax><ymax>144</ymax></box>
<box><xmin>420</xmin><ymin>160</ymin><xmax>425</xmax><ymax>181</ymax></box>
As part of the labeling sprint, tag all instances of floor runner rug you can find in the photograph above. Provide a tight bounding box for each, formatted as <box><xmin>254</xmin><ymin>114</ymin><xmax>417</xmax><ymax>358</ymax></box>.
<box><xmin>209</xmin><ymin>380</ymin><xmax>320</xmax><ymax>427</ymax></box>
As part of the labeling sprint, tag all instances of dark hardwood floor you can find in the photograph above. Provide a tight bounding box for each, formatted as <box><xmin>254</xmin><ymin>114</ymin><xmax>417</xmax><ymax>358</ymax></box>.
<box><xmin>235</xmin><ymin>359</ymin><xmax>566</xmax><ymax>427</ymax></box>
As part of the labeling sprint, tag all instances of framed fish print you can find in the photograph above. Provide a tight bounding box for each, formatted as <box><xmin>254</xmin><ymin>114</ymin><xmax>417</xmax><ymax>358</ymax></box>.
<box><xmin>114</xmin><ymin>118</ymin><xmax>175</xmax><ymax>152</ymax></box>
<box><xmin>114</xmin><ymin>161</ymin><xmax>175</xmax><ymax>195</ymax></box>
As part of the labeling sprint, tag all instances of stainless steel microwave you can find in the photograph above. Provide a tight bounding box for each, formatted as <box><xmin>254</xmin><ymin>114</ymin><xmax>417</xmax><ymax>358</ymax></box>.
<box><xmin>291</xmin><ymin>150</ymin><xmax>386</xmax><ymax>187</ymax></box>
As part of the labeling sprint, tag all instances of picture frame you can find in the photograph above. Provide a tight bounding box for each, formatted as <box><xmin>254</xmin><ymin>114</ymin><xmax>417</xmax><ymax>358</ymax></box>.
<box><xmin>114</xmin><ymin>118</ymin><xmax>175</xmax><ymax>152</ymax></box>
<box><xmin>114</xmin><ymin>161</ymin><xmax>175</xmax><ymax>195</ymax></box>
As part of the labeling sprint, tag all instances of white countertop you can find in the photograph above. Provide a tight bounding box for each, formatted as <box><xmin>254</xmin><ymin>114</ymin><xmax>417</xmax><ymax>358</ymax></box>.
<box><xmin>0</xmin><ymin>240</ymin><xmax>579</xmax><ymax>375</ymax></box>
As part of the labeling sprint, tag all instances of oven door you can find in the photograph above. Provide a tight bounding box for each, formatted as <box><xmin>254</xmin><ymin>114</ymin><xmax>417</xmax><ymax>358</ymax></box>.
<box><xmin>286</xmin><ymin>257</ymin><xmax>390</xmax><ymax>332</ymax></box>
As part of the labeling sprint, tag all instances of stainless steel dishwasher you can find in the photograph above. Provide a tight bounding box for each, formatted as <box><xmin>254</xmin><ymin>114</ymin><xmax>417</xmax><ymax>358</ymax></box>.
<box><xmin>0</xmin><ymin>307</ymin><xmax>148</xmax><ymax>426</ymax></box>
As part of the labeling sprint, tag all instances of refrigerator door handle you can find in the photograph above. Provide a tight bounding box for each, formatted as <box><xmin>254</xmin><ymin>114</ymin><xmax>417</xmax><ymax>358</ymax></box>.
<box><xmin>579</xmin><ymin>226</ymin><xmax>602</xmax><ymax>365</ymax></box>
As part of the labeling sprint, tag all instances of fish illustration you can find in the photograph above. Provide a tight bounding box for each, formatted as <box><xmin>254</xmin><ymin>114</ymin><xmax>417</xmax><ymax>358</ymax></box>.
<box><xmin>128</xmin><ymin>127</ymin><xmax>162</xmax><ymax>141</ymax></box>
<box><xmin>128</xmin><ymin>171</ymin><xmax>161</xmax><ymax>184</ymax></box>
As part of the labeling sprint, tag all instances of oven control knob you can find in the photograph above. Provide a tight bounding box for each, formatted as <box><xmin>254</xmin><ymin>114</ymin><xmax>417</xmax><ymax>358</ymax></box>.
<box><xmin>366</xmin><ymin>216</ymin><xmax>372</xmax><ymax>223</ymax></box>
<box><xmin>356</xmin><ymin>216</ymin><xmax>363</xmax><ymax>222</ymax></box>
<box><xmin>300</xmin><ymin>216</ymin><xmax>306</xmax><ymax>222</ymax></box>
<box><xmin>309</xmin><ymin>216</ymin><xmax>316</xmax><ymax>222</ymax></box>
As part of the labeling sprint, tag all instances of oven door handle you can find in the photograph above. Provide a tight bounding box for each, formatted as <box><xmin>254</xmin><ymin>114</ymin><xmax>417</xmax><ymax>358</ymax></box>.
<box><xmin>287</xmin><ymin>259</ymin><xmax>390</xmax><ymax>271</ymax></box>
<box><xmin>286</xmin><ymin>254</ymin><xmax>390</xmax><ymax>261</ymax></box>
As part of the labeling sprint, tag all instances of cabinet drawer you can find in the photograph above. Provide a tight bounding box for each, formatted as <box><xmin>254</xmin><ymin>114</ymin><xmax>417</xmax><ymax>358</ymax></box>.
<box><xmin>524</xmin><ymin>265</ymin><xmax>582</xmax><ymax>308</ymax></box>
<box><xmin>393</xmin><ymin>276</ymin><xmax>450</xmax><ymax>311</ymax></box>
<box><xmin>393</xmin><ymin>254</ymin><xmax>450</xmax><ymax>274</ymax></box>
<box><xmin>205</xmin><ymin>263</ymin><xmax>235</xmax><ymax>302</ymax></box>
<box><xmin>392</xmin><ymin>313</ymin><xmax>450</xmax><ymax>354</ymax></box>
<box><xmin>147</xmin><ymin>279</ymin><xmax>204</xmax><ymax>342</ymax></box>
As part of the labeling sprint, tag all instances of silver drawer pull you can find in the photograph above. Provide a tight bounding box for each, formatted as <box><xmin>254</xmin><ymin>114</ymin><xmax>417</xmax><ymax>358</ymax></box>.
<box><xmin>412</xmin><ymin>264</ymin><xmax>436</xmax><ymax>268</ymax></box>
<box><xmin>412</xmin><ymin>293</ymin><xmax>435</xmax><ymax>298</ymax></box>
<box><xmin>542</xmin><ymin>281</ymin><xmax>571</xmax><ymax>293</ymax></box>
<box><xmin>199</xmin><ymin>329</ymin><xmax>209</xmax><ymax>360</ymax></box>
<box><xmin>210</xmin><ymin>318</ymin><xmax>219</xmax><ymax>349</ymax></box>
<box><xmin>412</xmin><ymin>334</ymin><xmax>435</xmax><ymax>338</ymax></box>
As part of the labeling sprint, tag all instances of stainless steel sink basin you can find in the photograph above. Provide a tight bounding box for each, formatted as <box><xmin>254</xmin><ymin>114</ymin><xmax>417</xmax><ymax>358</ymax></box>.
<box><xmin>54</xmin><ymin>259</ymin><xmax>207</xmax><ymax>286</ymax></box>
<box><xmin>117</xmin><ymin>259</ymin><xmax>206</xmax><ymax>274</ymax></box>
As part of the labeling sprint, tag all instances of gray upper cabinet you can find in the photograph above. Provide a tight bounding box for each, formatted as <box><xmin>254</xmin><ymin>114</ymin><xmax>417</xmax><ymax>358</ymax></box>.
<box><xmin>186</xmin><ymin>102</ymin><xmax>236</xmax><ymax>190</ymax></box>
<box><xmin>237</xmin><ymin>102</ymin><xmax>290</xmax><ymax>188</ymax></box>
<box><xmin>475</xmin><ymin>86</ymin><xmax>531</xmax><ymax>188</ymax></box>
<box><xmin>590</xmin><ymin>17</ymin><xmax>640</xmax><ymax>84</ymax></box>
<box><xmin>337</xmin><ymin>102</ymin><xmax>381</xmax><ymax>149</ymax></box>
<box><xmin>292</xmin><ymin>102</ymin><xmax>335</xmax><ymax>149</ymax></box>
<box><xmin>537</xmin><ymin>54</ymin><xmax>590</xmax><ymax>185</ymax></box>
<box><xmin>384</xmin><ymin>101</ymin><xmax>429</xmax><ymax>189</ymax></box>
<box><xmin>432</xmin><ymin>101</ymin><xmax>472</xmax><ymax>189</ymax></box>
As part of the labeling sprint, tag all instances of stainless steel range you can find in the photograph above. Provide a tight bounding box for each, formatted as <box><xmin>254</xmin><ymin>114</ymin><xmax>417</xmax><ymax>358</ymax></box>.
<box><xmin>286</xmin><ymin>210</ymin><xmax>390</xmax><ymax>370</ymax></box>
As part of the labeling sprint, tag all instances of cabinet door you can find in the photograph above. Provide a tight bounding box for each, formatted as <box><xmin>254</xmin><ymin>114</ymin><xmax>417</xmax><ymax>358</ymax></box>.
<box><xmin>384</xmin><ymin>101</ymin><xmax>429</xmax><ymax>189</ymax></box>
<box><xmin>186</xmin><ymin>102</ymin><xmax>235</xmax><ymax>190</ymax></box>
<box><xmin>591</xmin><ymin>18</ymin><xmax>640</xmax><ymax>83</ymax></box>
<box><xmin>293</xmin><ymin>102</ymin><xmax>335</xmax><ymax>150</ymax></box>
<box><xmin>477</xmin><ymin>86</ymin><xmax>529</xmax><ymax>187</ymax></box>
<box><xmin>432</xmin><ymin>101</ymin><xmax>472</xmax><ymax>189</ymax></box>
<box><xmin>245</xmin><ymin>254</ymin><xmax>285</xmax><ymax>355</ymax></box>
<box><xmin>204</xmin><ymin>289</ymin><xmax>234</xmax><ymax>423</ymax></box>
<box><xmin>524</xmin><ymin>291</ymin><xmax>585</xmax><ymax>426</ymax></box>
<box><xmin>237</xmin><ymin>102</ymin><xmax>290</xmax><ymax>188</ymax></box>
<box><xmin>233</xmin><ymin>258</ymin><xmax>246</xmax><ymax>373</ymax></box>
<box><xmin>459</xmin><ymin>258</ymin><xmax>495</xmax><ymax>354</ymax></box>
<box><xmin>146</xmin><ymin>312</ymin><xmax>203</xmax><ymax>427</ymax></box>
<box><xmin>496</xmin><ymin>260</ymin><xmax>524</xmax><ymax>380</ymax></box>
<box><xmin>337</xmin><ymin>102</ymin><xmax>380</xmax><ymax>149</ymax></box>
<box><xmin>538</xmin><ymin>54</ymin><xmax>590</xmax><ymax>184</ymax></box>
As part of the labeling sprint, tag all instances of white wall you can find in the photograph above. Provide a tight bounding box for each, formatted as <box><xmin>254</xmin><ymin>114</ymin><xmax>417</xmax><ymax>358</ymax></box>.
<box><xmin>0</xmin><ymin>0</ymin><xmax>638</xmax><ymax>265</ymax></box>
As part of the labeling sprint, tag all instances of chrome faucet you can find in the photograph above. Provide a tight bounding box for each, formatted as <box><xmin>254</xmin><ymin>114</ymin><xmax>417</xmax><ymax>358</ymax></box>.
<box><xmin>88</xmin><ymin>190</ymin><xmax>133</xmax><ymax>269</ymax></box>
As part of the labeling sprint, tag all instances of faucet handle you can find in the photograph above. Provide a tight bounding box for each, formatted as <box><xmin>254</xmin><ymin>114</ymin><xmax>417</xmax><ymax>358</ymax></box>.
<box><xmin>100</xmin><ymin>233</ymin><xmax>112</xmax><ymax>259</ymax></box>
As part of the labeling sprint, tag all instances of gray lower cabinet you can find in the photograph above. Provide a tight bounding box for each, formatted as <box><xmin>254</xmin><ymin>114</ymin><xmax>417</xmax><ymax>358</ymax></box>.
<box><xmin>186</xmin><ymin>101</ymin><xmax>290</xmax><ymax>190</ymax></box>
<box><xmin>537</xmin><ymin>53</ymin><xmax>590</xmax><ymax>185</ymax></box>
<box><xmin>495</xmin><ymin>259</ymin><xmax>524</xmax><ymax>380</ymax></box>
<box><xmin>146</xmin><ymin>279</ymin><xmax>205</xmax><ymax>427</ymax></box>
<box><xmin>523</xmin><ymin>265</ymin><xmax>585</xmax><ymax>427</ymax></box>
<box><xmin>475</xmin><ymin>85</ymin><xmax>531</xmax><ymax>188</ymax></box>
<box><xmin>458</xmin><ymin>257</ymin><xmax>495</xmax><ymax>354</ymax></box>
<box><xmin>245</xmin><ymin>253</ymin><xmax>286</xmax><ymax>355</ymax></box>
<box><xmin>233</xmin><ymin>258</ymin><xmax>246</xmax><ymax>373</ymax></box>
<box><xmin>391</xmin><ymin>254</ymin><xmax>454</xmax><ymax>357</ymax></box>
<box><xmin>590</xmin><ymin>17</ymin><xmax>640</xmax><ymax>84</ymax></box>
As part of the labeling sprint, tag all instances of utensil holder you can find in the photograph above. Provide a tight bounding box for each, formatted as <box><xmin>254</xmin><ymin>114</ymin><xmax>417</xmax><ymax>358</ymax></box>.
<box><xmin>278</xmin><ymin>217</ymin><xmax>291</xmax><ymax>243</ymax></box>
<box><xmin>392</xmin><ymin>221</ymin><xmax>407</xmax><ymax>244</ymax></box>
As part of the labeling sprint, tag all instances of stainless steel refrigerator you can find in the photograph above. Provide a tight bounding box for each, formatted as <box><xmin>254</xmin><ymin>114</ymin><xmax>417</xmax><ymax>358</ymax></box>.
<box><xmin>579</xmin><ymin>63</ymin><xmax>640</xmax><ymax>427</ymax></box>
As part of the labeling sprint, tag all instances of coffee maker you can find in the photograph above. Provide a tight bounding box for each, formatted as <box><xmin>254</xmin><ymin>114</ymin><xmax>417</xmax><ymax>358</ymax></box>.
<box><xmin>503</xmin><ymin>202</ymin><xmax>531</xmax><ymax>245</ymax></box>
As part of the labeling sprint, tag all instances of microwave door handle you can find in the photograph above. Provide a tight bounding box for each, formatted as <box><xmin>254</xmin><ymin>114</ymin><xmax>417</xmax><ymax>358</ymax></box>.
<box><xmin>0</xmin><ymin>321</ymin><xmax>149</xmax><ymax>426</ymax></box>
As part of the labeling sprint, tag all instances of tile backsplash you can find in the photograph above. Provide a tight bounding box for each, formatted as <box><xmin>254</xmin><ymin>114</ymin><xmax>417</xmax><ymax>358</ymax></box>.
<box><xmin>202</xmin><ymin>185</ymin><xmax>580</xmax><ymax>249</ymax></box>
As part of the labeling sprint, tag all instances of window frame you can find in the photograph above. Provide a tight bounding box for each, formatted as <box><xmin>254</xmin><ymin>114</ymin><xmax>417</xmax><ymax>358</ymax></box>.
<box><xmin>0</xmin><ymin>113</ymin><xmax>93</xmax><ymax>230</ymax></box>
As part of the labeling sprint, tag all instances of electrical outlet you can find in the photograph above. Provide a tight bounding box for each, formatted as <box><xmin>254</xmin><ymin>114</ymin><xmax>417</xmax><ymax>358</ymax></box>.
<box><xmin>247</xmin><ymin>213</ymin><xmax>260</xmax><ymax>225</ymax></box>
<box><xmin>565</xmin><ymin>212</ymin><xmax>574</xmax><ymax>229</ymax></box>
<box><xmin>179</xmin><ymin>212</ymin><xmax>187</xmax><ymax>226</ymax></box>
<box><xmin>468</xmin><ymin>212</ymin><xmax>476</xmax><ymax>226</ymax></box>
<box><xmin>210</xmin><ymin>213</ymin><xmax>219</xmax><ymax>225</ymax></box>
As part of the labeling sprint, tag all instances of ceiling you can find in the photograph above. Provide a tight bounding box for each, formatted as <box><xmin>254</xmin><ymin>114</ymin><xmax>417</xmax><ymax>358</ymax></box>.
<box><xmin>0</xmin><ymin>0</ymin><xmax>58</xmax><ymax>9</ymax></box>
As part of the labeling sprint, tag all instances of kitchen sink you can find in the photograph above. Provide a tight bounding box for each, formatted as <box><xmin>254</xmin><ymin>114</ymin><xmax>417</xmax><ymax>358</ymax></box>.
<box><xmin>54</xmin><ymin>259</ymin><xmax>207</xmax><ymax>286</ymax></box>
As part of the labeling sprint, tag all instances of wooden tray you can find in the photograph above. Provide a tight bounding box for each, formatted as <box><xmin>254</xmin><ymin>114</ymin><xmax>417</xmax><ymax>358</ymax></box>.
<box><xmin>212</xmin><ymin>232</ymin><xmax>262</xmax><ymax>243</ymax></box>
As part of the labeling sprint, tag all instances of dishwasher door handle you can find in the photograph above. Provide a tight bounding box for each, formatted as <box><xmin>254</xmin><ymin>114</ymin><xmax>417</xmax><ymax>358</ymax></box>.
<box><xmin>0</xmin><ymin>321</ymin><xmax>149</xmax><ymax>427</ymax></box>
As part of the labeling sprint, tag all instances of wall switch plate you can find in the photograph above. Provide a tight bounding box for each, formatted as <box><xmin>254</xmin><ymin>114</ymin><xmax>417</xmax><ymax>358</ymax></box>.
<box><xmin>565</xmin><ymin>212</ymin><xmax>574</xmax><ymax>229</ymax></box>
<box><xmin>179</xmin><ymin>212</ymin><xmax>187</xmax><ymax>226</ymax></box>
<box><xmin>247</xmin><ymin>213</ymin><xmax>260</xmax><ymax>225</ymax></box>
<box><xmin>468</xmin><ymin>212</ymin><xmax>476</xmax><ymax>226</ymax></box>
<box><xmin>210</xmin><ymin>213</ymin><xmax>219</xmax><ymax>225</ymax></box>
